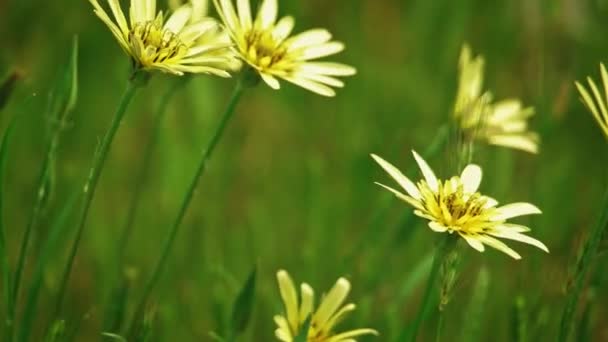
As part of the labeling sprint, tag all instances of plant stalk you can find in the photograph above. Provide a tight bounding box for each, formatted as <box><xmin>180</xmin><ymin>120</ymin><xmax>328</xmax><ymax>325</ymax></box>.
<box><xmin>53</xmin><ymin>78</ymin><xmax>141</xmax><ymax>317</ymax></box>
<box><xmin>558</xmin><ymin>186</ymin><xmax>608</xmax><ymax>342</ymax></box>
<box><xmin>128</xmin><ymin>80</ymin><xmax>246</xmax><ymax>336</ymax></box>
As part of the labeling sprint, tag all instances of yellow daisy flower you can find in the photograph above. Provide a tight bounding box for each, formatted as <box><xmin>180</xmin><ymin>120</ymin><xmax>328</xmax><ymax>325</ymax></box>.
<box><xmin>575</xmin><ymin>63</ymin><xmax>608</xmax><ymax>139</ymax></box>
<box><xmin>213</xmin><ymin>0</ymin><xmax>357</xmax><ymax>96</ymax></box>
<box><xmin>274</xmin><ymin>270</ymin><xmax>378</xmax><ymax>342</ymax></box>
<box><xmin>454</xmin><ymin>44</ymin><xmax>539</xmax><ymax>153</ymax></box>
<box><xmin>371</xmin><ymin>151</ymin><xmax>549</xmax><ymax>259</ymax></box>
<box><xmin>89</xmin><ymin>0</ymin><xmax>236</xmax><ymax>76</ymax></box>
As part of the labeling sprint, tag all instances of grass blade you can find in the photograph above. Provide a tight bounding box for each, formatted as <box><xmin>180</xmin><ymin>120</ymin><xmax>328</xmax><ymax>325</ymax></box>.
<box><xmin>18</xmin><ymin>191</ymin><xmax>80</xmax><ymax>342</ymax></box>
<box><xmin>1</xmin><ymin>115</ymin><xmax>19</xmax><ymax>341</ymax></box>
<box><xmin>12</xmin><ymin>37</ymin><xmax>79</xmax><ymax>336</ymax></box>
<box><xmin>228</xmin><ymin>266</ymin><xmax>257</xmax><ymax>340</ymax></box>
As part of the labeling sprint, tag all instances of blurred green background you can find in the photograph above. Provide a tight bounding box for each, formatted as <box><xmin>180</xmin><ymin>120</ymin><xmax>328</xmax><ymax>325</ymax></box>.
<box><xmin>1</xmin><ymin>0</ymin><xmax>608</xmax><ymax>340</ymax></box>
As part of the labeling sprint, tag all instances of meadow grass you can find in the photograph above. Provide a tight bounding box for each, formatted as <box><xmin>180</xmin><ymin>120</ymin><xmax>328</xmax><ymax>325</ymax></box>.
<box><xmin>1</xmin><ymin>0</ymin><xmax>608</xmax><ymax>341</ymax></box>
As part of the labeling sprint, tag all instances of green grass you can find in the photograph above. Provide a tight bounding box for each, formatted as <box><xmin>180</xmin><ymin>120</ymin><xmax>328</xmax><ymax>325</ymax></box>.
<box><xmin>1</xmin><ymin>0</ymin><xmax>608</xmax><ymax>341</ymax></box>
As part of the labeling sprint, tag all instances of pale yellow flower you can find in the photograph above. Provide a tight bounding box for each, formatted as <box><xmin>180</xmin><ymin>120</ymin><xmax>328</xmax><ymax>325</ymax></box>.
<box><xmin>274</xmin><ymin>270</ymin><xmax>378</xmax><ymax>342</ymax></box>
<box><xmin>575</xmin><ymin>63</ymin><xmax>608</xmax><ymax>139</ymax></box>
<box><xmin>89</xmin><ymin>0</ymin><xmax>236</xmax><ymax>76</ymax></box>
<box><xmin>454</xmin><ymin>44</ymin><xmax>539</xmax><ymax>153</ymax></box>
<box><xmin>213</xmin><ymin>0</ymin><xmax>356</xmax><ymax>96</ymax></box>
<box><xmin>371</xmin><ymin>151</ymin><xmax>549</xmax><ymax>259</ymax></box>
<box><xmin>169</xmin><ymin>0</ymin><xmax>242</xmax><ymax>71</ymax></box>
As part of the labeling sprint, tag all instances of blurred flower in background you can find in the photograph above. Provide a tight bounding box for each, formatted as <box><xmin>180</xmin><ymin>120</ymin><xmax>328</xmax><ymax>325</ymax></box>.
<box><xmin>372</xmin><ymin>151</ymin><xmax>549</xmax><ymax>259</ymax></box>
<box><xmin>274</xmin><ymin>270</ymin><xmax>378</xmax><ymax>342</ymax></box>
<box><xmin>213</xmin><ymin>0</ymin><xmax>356</xmax><ymax>96</ymax></box>
<box><xmin>89</xmin><ymin>0</ymin><xmax>236</xmax><ymax>76</ymax></box>
<box><xmin>575</xmin><ymin>63</ymin><xmax>608</xmax><ymax>140</ymax></box>
<box><xmin>454</xmin><ymin>44</ymin><xmax>539</xmax><ymax>153</ymax></box>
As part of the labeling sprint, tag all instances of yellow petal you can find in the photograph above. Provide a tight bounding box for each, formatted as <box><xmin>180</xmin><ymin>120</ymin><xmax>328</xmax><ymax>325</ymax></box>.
<box><xmin>371</xmin><ymin>154</ymin><xmax>421</xmax><ymax>199</ymax></box>
<box><xmin>493</xmin><ymin>203</ymin><xmax>541</xmax><ymax>221</ymax></box>
<box><xmin>460</xmin><ymin>164</ymin><xmax>482</xmax><ymax>194</ymax></box>
<box><xmin>411</xmin><ymin>150</ymin><xmax>439</xmax><ymax>192</ymax></box>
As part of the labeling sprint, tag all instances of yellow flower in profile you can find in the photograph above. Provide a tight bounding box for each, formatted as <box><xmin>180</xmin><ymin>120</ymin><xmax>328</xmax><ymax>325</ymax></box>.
<box><xmin>454</xmin><ymin>44</ymin><xmax>539</xmax><ymax>153</ymax></box>
<box><xmin>371</xmin><ymin>151</ymin><xmax>549</xmax><ymax>259</ymax></box>
<box><xmin>575</xmin><ymin>63</ymin><xmax>608</xmax><ymax>139</ymax></box>
<box><xmin>89</xmin><ymin>0</ymin><xmax>236</xmax><ymax>76</ymax></box>
<box><xmin>169</xmin><ymin>0</ymin><xmax>243</xmax><ymax>71</ymax></box>
<box><xmin>213</xmin><ymin>0</ymin><xmax>357</xmax><ymax>96</ymax></box>
<box><xmin>274</xmin><ymin>270</ymin><xmax>378</xmax><ymax>342</ymax></box>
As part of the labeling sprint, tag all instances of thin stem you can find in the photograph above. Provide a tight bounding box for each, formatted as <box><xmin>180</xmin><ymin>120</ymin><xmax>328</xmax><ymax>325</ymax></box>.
<box><xmin>558</xmin><ymin>186</ymin><xmax>608</xmax><ymax>342</ymax></box>
<box><xmin>407</xmin><ymin>235</ymin><xmax>456</xmax><ymax>342</ymax></box>
<box><xmin>53</xmin><ymin>79</ymin><xmax>140</xmax><ymax>317</ymax></box>
<box><xmin>129</xmin><ymin>80</ymin><xmax>246</xmax><ymax>336</ymax></box>
<box><xmin>117</xmin><ymin>78</ymin><xmax>187</xmax><ymax>263</ymax></box>
<box><xmin>435</xmin><ymin>310</ymin><xmax>444</xmax><ymax>342</ymax></box>
<box><xmin>103</xmin><ymin>79</ymin><xmax>187</xmax><ymax>334</ymax></box>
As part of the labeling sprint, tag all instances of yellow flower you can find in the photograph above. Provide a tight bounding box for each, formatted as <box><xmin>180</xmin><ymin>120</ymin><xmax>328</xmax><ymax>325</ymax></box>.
<box><xmin>89</xmin><ymin>0</ymin><xmax>236</xmax><ymax>76</ymax></box>
<box><xmin>169</xmin><ymin>0</ymin><xmax>242</xmax><ymax>71</ymax></box>
<box><xmin>575</xmin><ymin>63</ymin><xmax>608</xmax><ymax>139</ymax></box>
<box><xmin>213</xmin><ymin>0</ymin><xmax>356</xmax><ymax>96</ymax></box>
<box><xmin>274</xmin><ymin>270</ymin><xmax>378</xmax><ymax>342</ymax></box>
<box><xmin>371</xmin><ymin>151</ymin><xmax>549</xmax><ymax>259</ymax></box>
<box><xmin>454</xmin><ymin>44</ymin><xmax>539</xmax><ymax>153</ymax></box>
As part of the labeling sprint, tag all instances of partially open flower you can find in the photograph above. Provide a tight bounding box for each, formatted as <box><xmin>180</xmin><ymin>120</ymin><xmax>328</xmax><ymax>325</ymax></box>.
<box><xmin>372</xmin><ymin>151</ymin><xmax>549</xmax><ymax>259</ymax></box>
<box><xmin>213</xmin><ymin>0</ymin><xmax>356</xmax><ymax>96</ymax></box>
<box><xmin>454</xmin><ymin>44</ymin><xmax>539</xmax><ymax>153</ymax></box>
<box><xmin>575</xmin><ymin>63</ymin><xmax>608</xmax><ymax>140</ymax></box>
<box><xmin>89</xmin><ymin>0</ymin><xmax>236</xmax><ymax>76</ymax></box>
<box><xmin>274</xmin><ymin>270</ymin><xmax>378</xmax><ymax>341</ymax></box>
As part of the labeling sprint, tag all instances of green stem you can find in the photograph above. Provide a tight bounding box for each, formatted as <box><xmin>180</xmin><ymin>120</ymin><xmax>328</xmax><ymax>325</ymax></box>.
<box><xmin>117</xmin><ymin>78</ymin><xmax>187</xmax><ymax>263</ymax></box>
<box><xmin>103</xmin><ymin>79</ymin><xmax>187</xmax><ymax>334</ymax></box>
<box><xmin>407</xmin><ymin>235</ymin><xmax>456</xmax><ymax>342</ymax></box>
<box><xmin>558</xmin><ymin>186</ymin><xmax>608</xmax><ymax>342</ymax></box>
<box><xmin>53</xmin><ymin>78</ymin><xmax>141</xmax><ymax>317</ymax></box>
<box><xmin>129</xmin><ymin>80</ymin><xmax>246</xmax><ymax>336</ymax></box>
<box><xmin>435</xmin><ymin>310</ymin><xmax>444</xmax><ymax>342</ymax></box>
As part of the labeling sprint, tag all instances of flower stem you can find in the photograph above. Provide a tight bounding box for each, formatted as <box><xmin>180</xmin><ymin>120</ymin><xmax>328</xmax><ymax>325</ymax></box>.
<box><xmin>117</xmin><ymin>78</ymin><xmax>188</xmax><ymax>264</ymax></box>
<box><xmin>407</xmin><ymin>235</ymin><xmax>457</xmax><ymax>342</ymax></box>
<box><xmin>128</xmin><ymin>80</ymin><xmax>246</xmax><ymax>337</ymax></box>
<box><xmin>53</xmin><ymin>77</ymin><xmax>141</xmax><ymax>317</ymax></box>
<box><xmin>558</xmin><ymin>186</ymin><xmax>608</xmax><ymax>342</ymax></box>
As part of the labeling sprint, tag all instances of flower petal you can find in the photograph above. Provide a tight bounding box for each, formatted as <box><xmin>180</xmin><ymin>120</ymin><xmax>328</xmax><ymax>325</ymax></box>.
<box><xmin>371</xmin><ymin>154</ymin><xmax>422</xmax><ymax>199</ymax></box>
<box><xmin>412</xmin><ymin>150</ymin><xmax>439</xmax><ymax>192</ymax></box>
<box><xmin>460</xmin><ymin>164</ymin><xmax>482</xmax><ymax>194</ymax></box>
<box><xmin>314</xmin><ymin>277</ymin><xmax>350</xmax><ymax>327</ymax></box>
<box><xmin>477</xmin><ymin>235</ymin><xmax>521</xmax><ymax>259</ymax></box>
<box><xmin>277</xmin><ymin>270</ymin><xmax>299</xmax><ymax>332</ymax></box>
<box><xmin>493</xmin><ymin>203</ymin><xmax>542</xmax><ymax>221</ymax></box>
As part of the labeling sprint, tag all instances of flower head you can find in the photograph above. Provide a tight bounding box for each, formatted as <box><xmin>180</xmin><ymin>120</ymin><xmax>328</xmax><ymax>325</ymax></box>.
<box><xmin>213</xmin><ymin>0</ymin><xmax>356</xmax><ymax>96</ymax></box>
<box><xmin>454</xmin><ymin>44</ymin><xmax>539</xmax><ymax>153</ymax></box>
<box><xmin>371</xmin><ymin>151</ymin><xmax>549</xmax><ymax>259</ymax></box>
<box><xmin>274</xmin><ymin>270</ymin><xmax>378</xmax><ymax>342</ymax></box>
<box><xmin>575</xmin><ymin>63</ymin><xmax>608</xmax><ymax>139</ymax></box>
<box><xmin>89</xmin><ymin>0</ymin><xmax>236</xmax><ymax>76</ymax></box>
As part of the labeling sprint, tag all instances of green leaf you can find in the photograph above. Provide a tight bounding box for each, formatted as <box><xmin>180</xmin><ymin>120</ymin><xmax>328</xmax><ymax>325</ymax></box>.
<box><xmin>18</xmin><ymin>191</ymin><xmax>80</xmax><ymax>342</ymax></box>
<box><xmin>229</xmin><ymin>266</ymin><xmax>257</xmax><ymax>338</ymax></box>
<box><xmin>293</xmin><ymin>315</ymin><xmax>311</xmax><ymax>342</ymax></box>
<box><xmin>48</xmin><ymin>36</ymin><xmax>78</xmax><ymax>125</ymax></box>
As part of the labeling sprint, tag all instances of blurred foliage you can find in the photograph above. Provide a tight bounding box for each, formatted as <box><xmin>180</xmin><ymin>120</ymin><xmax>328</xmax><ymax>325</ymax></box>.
<box><xmin>1</xmin><ymin>0</ymin><xmax>608</xmax><ymax>341</ymax></box>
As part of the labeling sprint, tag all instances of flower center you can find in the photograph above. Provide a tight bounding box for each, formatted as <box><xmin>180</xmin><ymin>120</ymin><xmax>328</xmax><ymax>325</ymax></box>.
<box><xmin>243</xmin><ymin>29</ymin><xmax>288</xmax><ymax>69</ymax></box>
<box><xmin>421</xmin><ymin>179</ymin><xmax>495</xmax><ymax>233</ymax></box>
<box><xmin>128</xmin><ymin>21</ymin><xmax>187</xmax><ymax>66</ymax></box>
